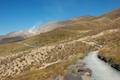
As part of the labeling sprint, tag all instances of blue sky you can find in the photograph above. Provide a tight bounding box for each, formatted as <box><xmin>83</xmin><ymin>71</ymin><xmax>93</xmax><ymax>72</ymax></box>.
<box><xmin>0</xmin><ymin>0</ymin><xmax>120</xmax><ymax>35</ymax></box>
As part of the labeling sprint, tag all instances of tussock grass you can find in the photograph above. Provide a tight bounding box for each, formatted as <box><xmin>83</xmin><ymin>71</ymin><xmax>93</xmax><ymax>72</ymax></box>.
<box><xmin>13</xmin><ymin>53</ymin><xmax>85</xmax><ymax>80</ymax></box>
<box><xmin>98</xmin><ymin>31</ymin><xmax>120</xmax><ymax>64</ymax></box>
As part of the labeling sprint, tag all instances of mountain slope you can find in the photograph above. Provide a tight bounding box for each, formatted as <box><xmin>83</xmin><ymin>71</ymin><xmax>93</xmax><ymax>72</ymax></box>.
<box><xmin>103</xmin><ymin>8</ymin><xmax>120</xmax><ymax>19</ymax></box>
<box><xmin>0</xmin><ymin>8</ymin><xmax>120</xmax><ymax>80</ymax></box>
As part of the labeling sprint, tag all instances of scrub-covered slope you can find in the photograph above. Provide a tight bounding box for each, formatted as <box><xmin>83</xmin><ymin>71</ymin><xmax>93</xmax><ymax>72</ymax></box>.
<box><xmin>0</xmin><ymin>8</ymin><xmax>120</xmax><ymax>80</ymax></box>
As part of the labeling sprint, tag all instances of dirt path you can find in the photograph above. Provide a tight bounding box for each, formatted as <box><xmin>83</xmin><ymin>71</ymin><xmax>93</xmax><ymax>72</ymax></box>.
<box><xmin>84</xmin><ymin>51</ymin><xmax>120</xmax><ymax>80</ymax></box>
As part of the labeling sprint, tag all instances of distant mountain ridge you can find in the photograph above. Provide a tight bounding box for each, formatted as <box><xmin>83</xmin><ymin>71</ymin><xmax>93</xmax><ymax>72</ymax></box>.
<box><xmin>103</xmin><ymin>8</ymin><xmax>120</xmax><ymax>19</ymax></box>
<box><xmin>0</xmin><ymin>8</ymin><xmax>120</xmax><ymax>45</ymax></box>
<box><xmin>3</xmin><ymin>8</ymin><xmax>120</xmax><ymax>38</ymax></box>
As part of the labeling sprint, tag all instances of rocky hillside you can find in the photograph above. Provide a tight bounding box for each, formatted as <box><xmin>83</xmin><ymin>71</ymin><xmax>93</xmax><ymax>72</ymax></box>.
<box><xmin>0</xmin><ymin>38</ymin><xmax>92</xmax><ymax>80</ymax></box>
<box><xmin>0</xmin><ymin>8</ymin><xmax>120</xmax><ymax>80</ymax></box>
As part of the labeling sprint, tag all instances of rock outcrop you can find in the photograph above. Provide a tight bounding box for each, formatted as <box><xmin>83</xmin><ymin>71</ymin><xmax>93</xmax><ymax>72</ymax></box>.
<box><xmin>98</xmin><ymin>55</ymin><xmax>120</xmax><ymax>71</ymax></box>
<box><xmin>49</xmin><ymin>60</ymin><xmax>91</xmax><ymax>80</ymax></box>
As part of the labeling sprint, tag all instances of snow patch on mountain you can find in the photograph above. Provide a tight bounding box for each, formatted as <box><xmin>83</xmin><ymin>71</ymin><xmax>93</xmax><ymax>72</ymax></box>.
<box><xmin>6</xmin><ymin>22</ymin><xmax>64</xmax><ymax>38</ymax></box>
